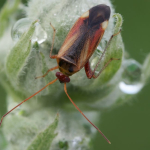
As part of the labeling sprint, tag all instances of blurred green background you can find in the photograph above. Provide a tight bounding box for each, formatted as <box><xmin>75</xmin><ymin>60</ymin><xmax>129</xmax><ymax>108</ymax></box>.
<box><xmin>94</xmin><ymin>1</ymin><xmax>150</xmax><ymax>150</ymax></box>
<box><xmin>0</xmin><ymin>0</ymin><xmax>150</xmax><ymax>150</ymax></box>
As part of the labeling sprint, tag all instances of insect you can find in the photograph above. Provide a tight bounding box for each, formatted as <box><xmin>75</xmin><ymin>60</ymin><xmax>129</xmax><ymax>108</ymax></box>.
<box><xmin>0</xmin><ymin>4</ymin><xmax>121</xmax><ymax>144</ymax></box>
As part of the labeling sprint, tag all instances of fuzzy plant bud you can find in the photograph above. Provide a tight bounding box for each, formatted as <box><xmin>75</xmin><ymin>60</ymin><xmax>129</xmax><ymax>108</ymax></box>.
<box><xmin>0</xmin><ymin>0</ymin><xmax>150</xmax><ymax>150</ymax></box>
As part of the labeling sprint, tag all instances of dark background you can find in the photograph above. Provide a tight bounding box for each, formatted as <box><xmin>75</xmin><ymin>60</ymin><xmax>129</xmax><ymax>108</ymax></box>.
<box><xmin>0</xmin><ymin>0</ymin><xmax>150</xmax><ymax>150</ymax></box>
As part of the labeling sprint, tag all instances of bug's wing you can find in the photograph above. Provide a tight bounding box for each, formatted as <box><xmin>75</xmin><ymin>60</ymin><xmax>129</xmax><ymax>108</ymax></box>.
<box><xmin>58</xmin><ymin>5</ymin><xmax>110</xmax><ymax>70</ymax></box>
<box><xmin>57</xmin><ymin>18</ymin><xmax>88</xmax><ymax>67</ymax></box>
<box><xmin>57</xmin><ymin>18</ymin><xmax>105</xmax><ymax>70</ymax></box>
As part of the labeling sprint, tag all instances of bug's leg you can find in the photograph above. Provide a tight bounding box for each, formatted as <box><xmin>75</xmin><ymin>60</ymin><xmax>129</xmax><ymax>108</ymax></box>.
<box><xmin>84</xmin><ymin>61</ymin><xmax>93</xmax><ymax>79</ymax></box>
<box><xmin>85</xmin><ymin>30</ymin><xmax>121</xmax><ymax>79</ymax></box>
<box><xmin>36</xmin><ymin>23</ymin><xmax>58</xmax><ymax>79</ymax></box>
<box><xmin>93</xmin><ymin>58</ymin><xmax>120</xmax><ymax>78</ymax></box>
<box><xmin>84</xmin><ymin>58</ymin><xmax>120</xmax><ymax>79</ymax></box>
<box><xmin>93</xmin><ymin>30</ymin><xmax>121</xmax><ymax>75</ymax></box>
<box><xmin>0</xmin><ymin>78</ymin><xmax>58</xmax><ymax>127</ymax></box>
<box><xmin>64</xmin><ymin>83</ymin><xmax>111</xmax><ymax>144</ymax></box>
<box><xmin>35</xmin><ymin>66</ymin><xmax>58</xmax><ymax>79</ymax></box>
<box><xmin>49</xmin><ymin>23</ymin><xmax>57</xmax><ymax>59</ymax></box>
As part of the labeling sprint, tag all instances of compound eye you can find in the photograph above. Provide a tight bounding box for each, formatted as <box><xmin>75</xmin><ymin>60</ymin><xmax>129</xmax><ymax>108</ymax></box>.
<box><xmin>68</xmin><ymin>67</ymin><xmax>74</xmax><ymax>73</ymax></box>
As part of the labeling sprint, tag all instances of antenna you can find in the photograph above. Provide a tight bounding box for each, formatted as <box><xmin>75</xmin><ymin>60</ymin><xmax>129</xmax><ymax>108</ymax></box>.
<box><xmin>64</xmin><ymin>82</ymin><xmax>111</xmax><ymax>144</ymax></box>
<box><xmin>0</xmin><ymin>78</ymin><xmax>58</xmax><ymax>126</ymax></box>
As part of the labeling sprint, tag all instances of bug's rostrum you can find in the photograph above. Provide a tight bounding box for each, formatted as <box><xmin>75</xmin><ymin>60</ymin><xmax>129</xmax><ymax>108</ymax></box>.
<box><xmin>56</xmin><ymin>72</ymin><xmax>70</xmax><ymax>83</ymax></box>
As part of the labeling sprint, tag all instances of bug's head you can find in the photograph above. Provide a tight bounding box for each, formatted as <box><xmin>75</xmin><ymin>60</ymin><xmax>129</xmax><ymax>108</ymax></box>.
<box><xmin>83</xmin><ymin>4</ymin><xmax>110</xmax><ymax>30</ymax></box>
<box><xmin>56</xmin><ymin>72</ymin><xmax>70</xmax><ymax>83</ymax></box>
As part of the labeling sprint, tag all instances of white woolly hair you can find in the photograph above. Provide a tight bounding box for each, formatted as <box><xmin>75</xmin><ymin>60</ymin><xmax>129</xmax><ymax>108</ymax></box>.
<box><xmin>0</xmin><ymin>27</ymin><xmax>13</xmax><ymax>63</ymax></box>
<box><xmin>25</xmin><ymin>0</ymin><xmax>115</xmax><ymax>50</ymax></box>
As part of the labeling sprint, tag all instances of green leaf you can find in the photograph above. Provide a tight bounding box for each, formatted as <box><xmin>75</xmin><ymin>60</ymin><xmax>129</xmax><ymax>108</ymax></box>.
<box><xmin>6</xmin><ymin>20</ymin><xmax>37</xmax><ymax>87</ymax></box>
<box><xmin>26</xmin><ymin>114</ymin><xmax>58</xmax><ymax>150</ymax></box>
<box><xmin>0</xmin><ymin>0</ymin><xmax>20</xmax><ymax>37</ymax></box>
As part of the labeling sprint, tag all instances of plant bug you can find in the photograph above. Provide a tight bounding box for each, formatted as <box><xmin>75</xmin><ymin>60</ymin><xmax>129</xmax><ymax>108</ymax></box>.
<box><xmin>0</xmin><ymin>4</ymin><xmax>121</xmax><ymax>144</ymax></box>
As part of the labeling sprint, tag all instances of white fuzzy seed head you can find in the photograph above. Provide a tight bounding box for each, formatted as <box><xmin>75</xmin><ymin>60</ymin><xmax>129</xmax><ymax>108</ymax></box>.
<box><xmin>26</xmin><ymin>0</ymin><xmax>114</xmax><ymax>51</ymax></box>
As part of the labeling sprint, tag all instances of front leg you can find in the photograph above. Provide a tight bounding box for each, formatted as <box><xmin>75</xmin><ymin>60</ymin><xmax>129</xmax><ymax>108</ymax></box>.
<box><xmin>49</xmin><ymin>23</ymin><xmax>57</xmax><ymax>59</ymax></box>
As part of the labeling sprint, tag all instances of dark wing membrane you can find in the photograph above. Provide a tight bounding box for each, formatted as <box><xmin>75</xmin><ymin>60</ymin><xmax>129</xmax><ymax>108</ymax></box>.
<box><xmin>58</xmin><ymin>15</ymin><xmax>105</xmax><ymax>70</ymax></box>
<box><xmin>57</xmin><ymin>18</ymin><xmax>87</xmax><ymax>65</ymax></box>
